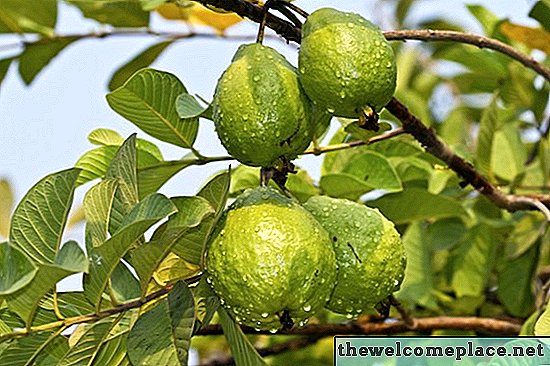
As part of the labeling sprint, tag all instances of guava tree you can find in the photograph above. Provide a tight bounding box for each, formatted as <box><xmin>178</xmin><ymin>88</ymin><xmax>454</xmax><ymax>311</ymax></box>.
<box><xmin>1</xmin><ymin>0</ymin><xmax>550</xmax><ymax>365</ymax></box>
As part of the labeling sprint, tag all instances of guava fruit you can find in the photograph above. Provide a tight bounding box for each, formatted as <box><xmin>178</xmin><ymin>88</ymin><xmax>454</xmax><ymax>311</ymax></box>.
<box><xmin>212</xmin><ymin>43</ymin><xmax>313</xmax><ymax>167</ymax></box>
<box><xmin>205</xmin><ymin>187</ymin><xmax>337</xmax><ymax>331</ymax></box>
<box><xmin>304</xmin><ymin>196</ymin><xmax>406</xmax><ymax>315</ymax></box>
<box><xmin>298</xmin><ymin>8</ymin><xmax>397</xmax><ymax>118</ymax></box>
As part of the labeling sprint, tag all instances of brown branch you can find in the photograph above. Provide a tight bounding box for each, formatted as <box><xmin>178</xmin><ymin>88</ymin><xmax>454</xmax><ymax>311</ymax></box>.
<box><xmin>389</xmin><ymin>295</ymin><xmax>416</xmax><ymax>328</ymax></box>
<box><xmin>199</xmin><ymin>336</ymin><xmax>324</xmax><ymax>366</ymax></box>
<box><xmin>383</xmin><ymin>29</ymin><xmax>550</xmax><ymax>83</ymax></box>
<box><xmin>386</xmin><ymin>98</ymin><xmax>550</xmax><ymax>219</ymax></box>
<box><xmin>196</xmin><ymin>316</ymin><xmax>522</xmax><ymax>336</ymax></box>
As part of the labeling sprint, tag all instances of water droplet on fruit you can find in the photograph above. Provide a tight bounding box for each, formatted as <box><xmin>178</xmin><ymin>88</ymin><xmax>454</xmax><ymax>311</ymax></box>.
<box><xmin>269</xmin><ymin>328</ymin><xmax>278</xmax><ymax>334</ymax></box>
<box><xmin>261</xmin><ymin>312</ymin><xmax>269</xmax><ymax>318</ymax></box>
<box><xmin>340</xmin><ymin>91</ymin><xmax>346</xmax><ymax>99</ymax></box>
<box><xmin>303</xmin><ymin>304</ymin><xmax>312</xmax><ymax>312</ymax></box>
<box><xmin>253</xmin><ymin>75</ymin><xmax>260</xmax><ymax>82</ymax></box>
<box><xmin>327</xmin><ymin>107</ymin><xmax>335</xmax><ymax>114</ymax></box>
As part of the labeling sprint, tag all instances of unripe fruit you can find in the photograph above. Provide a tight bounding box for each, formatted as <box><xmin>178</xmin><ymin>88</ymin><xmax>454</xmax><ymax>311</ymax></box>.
<box><xmin>212</xmin><ymin>43</ymin><xmax>313</xmax><ymax>167</ymax></box>
<box><xmin>298</xmin><ymin>8</ymin><xmax>397</xmax><ymax>118</ymax></box>
<box><xmin>304</xmin><ymin>196</ymin><xmax>406</xmax><ymax>315</ymax></box>
<box><xmin>205</xmin><ymin>187</ymin><xmax>337</xmax><ymax>331</ymax></box>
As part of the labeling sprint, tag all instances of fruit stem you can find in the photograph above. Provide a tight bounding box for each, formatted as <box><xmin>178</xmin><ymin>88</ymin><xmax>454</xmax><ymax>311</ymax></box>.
<box><xmin>358</xmin><ymin>106</ymin><xmax>380</xmax><ymax>131</ymax></box>
<box><xmin>256</xmin><ymin>0</ymin><xmax>273</xmax><ymax>43</ymax></box>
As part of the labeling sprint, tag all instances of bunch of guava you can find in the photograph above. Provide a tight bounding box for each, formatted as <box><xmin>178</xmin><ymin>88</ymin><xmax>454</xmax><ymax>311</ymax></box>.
<box><xmin>205</xmin><ymin>7</ymin><xmax>405</xmax><ymax>331</ymax></box>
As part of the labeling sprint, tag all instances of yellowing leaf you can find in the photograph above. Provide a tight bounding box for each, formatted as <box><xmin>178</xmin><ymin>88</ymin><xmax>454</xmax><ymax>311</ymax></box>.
<box><xmin>153</xmin><ymin>252</ymin><xmax>200</xmax><ymax>286</ymax></box>
<box><xmin>156</xmin><ymin>3</ymin><xmax>192</xmax><ymax>21</ymax></box>
<box><xmin>501</xmin><ymin>21</ymin><xmax>550</xmax><ymax>55</ymax></box>
<box><xmin>188</xmin><ymin>5</ymin><xmax>243</xmax><ymax>34</ymax></box>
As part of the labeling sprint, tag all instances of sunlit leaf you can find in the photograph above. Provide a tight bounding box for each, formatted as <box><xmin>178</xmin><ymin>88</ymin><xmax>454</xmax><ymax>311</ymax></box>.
<box><xmin>501</xmin><ymin>21</ymin><xmax>550</xmax><ymax>55</ymax></box>
<box><xmin>0</xmin><ymin>332</ymin><xmax>68</xmax><ymax>366</ymax></box>
<box><xmin>0</xmin><ymin>179</ymin><xmax>14</xmax><ymax>238</ymax></box>
<box><xmin>106</xmin><ymin>68</ymin><xmax>199</xmax><ymax>149</ymax></box>
<box><xmin>132</xmin><ymin>196</ymin><xmax>212</xmax><ymax>293</ymax></box>
<box><xmin>84</xmin><ymin>179</ymin><xmax>118</xmax><ymax>251</ymax></box>
<box><xmin>176</xmin><ymin>93</ymin><xmax>209</xmax><ymax>119</ymax></box>
<box><xmin>84</xmin><ymin>193</ymin><xmax>176</xmax><ymax>310</ymax></box>
<box><xmin>9</xmin><ymin>168</ymin><xmax>79</xmax><ymax>264</ymax></box>
<box><xmin>188</xmin><ymin>5</ymin><xmax>242</xmax><ymax>34</ymax></box>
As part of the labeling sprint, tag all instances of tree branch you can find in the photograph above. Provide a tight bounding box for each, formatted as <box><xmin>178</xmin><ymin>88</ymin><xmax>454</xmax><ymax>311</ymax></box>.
<box><xmin>196</xmin><ymin>316</ymin><xmax>522</xmax><ymax>336</ymax></box>
<box><xmin>385</xmin><ymin>98</ymin><xmax>550</xmax><ymax>220</ymax></box>
<box><xmin>199</xmin><ymin>336</ymin><xmax>325</xmax><ymax>366</ymax></box>
<box><xmin>384</xmin><ymin>29</ymin><xmax>550</xmax><ymax>83</ymax></box>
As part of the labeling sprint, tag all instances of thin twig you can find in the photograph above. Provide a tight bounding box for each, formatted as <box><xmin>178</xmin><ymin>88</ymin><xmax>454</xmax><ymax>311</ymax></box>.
<box><xmin>196</xmin><ymin>316</ymin><xmax>522</xmax><ymax>336</ymax></box>
<box><xmin>383</xmin><ymin>29</ymin><xmax>550</xmax><ymax>83</ymax></box>
<box><xmin>302</xmin><ymin>128</ymin><xmax>406</xmax><ymax>155</ymax></box>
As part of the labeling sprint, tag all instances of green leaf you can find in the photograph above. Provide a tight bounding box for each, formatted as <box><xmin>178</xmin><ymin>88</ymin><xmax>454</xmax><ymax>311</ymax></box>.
<box><xmin>520</xmin><ymin>311</ymin><xmax>538</xmax><ymax>336</ymax></box>
<box><xmin>110</xmin><ymin>263</ymin><xmax>141</xmax><ymax>304</ymax></box>
<box><xmin>342</xmin><ymin>151</ymin><xmax>403</xmax><ymax>191</ymax></box>
<box><xmin>170</xmin><ymin>171</ymin><xmax>231</xmax><ymax>265</ymax></box>
<box><xmin>106</xmin><ymin>68</ymin><xmax>199</xmax><ymax>149</ymax></box>
<box><xmin>176</xmin><ymin>93</ymin><xmax>209</xmax><ymax>119</ymax></box>
<box><xmin>197</xmin><ymin>170</ymin><xmax>231</xmax><ymax>214</ymax></box>
<box><xmin>68</xmin><ymin>0</ymin><xmax>149</xmax><ymax>27</ymax></box>
<box><xmin>106</xmin><ymin>135</ymin><xmax>139</xmax><ymax>234</ymax></box>
<box><xmin>0</xmin><ymin>58</ymin><xmax>13</xmax><ymax>90</ymax></box>
<box><xmin>91</xmin><ymin>330</ymin><xmax>131</xmax><ymax>366</ymax></box>
<box><xmin>466</xmin><ymin>5</ymin><xmax>500</xmax><ymax>35</ymax></box>
<box><xmin>368</xmin><ymin>188</ymin><xmax>467</xmax><ymax>224</ymax></box>
<box><xmin>395</xmin><ymin>0</ymin><xmax>415</xmax><ymax>26</ymax></box>
<box><xmin>0</xmin><ymin>0</ymin><xmax>57</xmax><ymax>34</ymax></box>
<box><xmin>192</xmin><ymin>279</ymin><xmax>219</xmax><ymax>329</ymax></box>
<box><xmin>88</xmin><ymin>129</ymin><xmax>125</xmax><ymax>146</ymax></box>
<box><xmin>426</xmin><ymin>218</ymin><xmax>465</xmax><ymax>251</ymax></box>
<box><xmin>0</xmin><ymin>179</ymin><xmax>14</xmax><ymax>238</ymax></box>
<box><xmin>320</xmin><ymin>173</ymin><xmax>374</xmax><ymax>201</ymax></box>
<box><xmin>491</xmin><ymin>125</ymin><xmax>527</xmax><ymax>181</ymax></box>
<box><xmin>84</xmin><ymin>193</ymin><xmax>176</xmax><ymax>310</ymax></box>
<box><xmin>451</xmin><ymin>225</ymin><xmax>496</xmax><ymax>298</ymax></box>
<box><xmin>57</xmin><ymin>292</ymin><xmax>95</xmax><ymax>317</ymax></box>
<box><xmin>127</xmin><ymin>282</ymin><xmax>195</xmax><ymax>366</ymax></box>
<box><xmin>84</xmin><ymin>179</ymin><xmax>118</xmax><ymax>251</ymax></box>
<box><xmin>218</xmin><ymin>307</ymin><xmax>267</xmax><ymax>366</ymax></box>
<box><xmin>137</xmin><ymin>159</ymin><xmax>195</xmax><ymax>199</ymax></box>
<box><xmin>0</xmin><ymin>243</ymin><xmax>37</xmax><ymax>295</ymax></box>
<box><xmin>10</xmin><ymin>168</ymin><xmax>80</xmax><ymax>264</ymax></box>
<box><xmin>6</xmin><ymin>241</ymin><xmax>87</xmax><ymax>326</ymax></box>
<box><xmin>497</xmin><ymin>242</ymin><xmax>538</xmax><ymax>317</ymax></box>
<box><xmin>57</xmin><ymin>315</ymin><xmax>121</xmax><ymax>366</ymax></box>
<box><xmin>530</xmin><ymin>0</ymin><xmax>550</xmax><ymax>32</ymax></box>
<box><xmin>0</xmin><ymin>332</ymin><xmax>68</xmax><ymax>366</ymax></box>
<box><xmin>475</xmin><ymin>96</ymin><xmax>499</xmax><ymax>177</ymax></box>
<box><xmin>132</xmin><ymin>196</ymin><xmax>213</xmax><ymax>294</ymax></box>
<box><xmin>286</xmin><ymin>169</ymin><xmax>320</xmax><ymax>203</ymax></box>
<box><xmin>18</xmin><ymin>37</ymin><xmax>78</xmax><ymax>85</ymax></box>
<box><xmin>109</xmin><ymin>41</ymin><xmax>174</xmax><ymax>91</ymax></box>
<box><xmin>396</xmin><ymin>222</ymin><xmax>437</xmax><ymax>309</ymax></box>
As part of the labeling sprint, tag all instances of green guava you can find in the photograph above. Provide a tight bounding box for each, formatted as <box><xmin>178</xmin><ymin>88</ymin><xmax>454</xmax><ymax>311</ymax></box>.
<box><xmin>304</xmin><ymin>196</ymin><xmax>406</xmax><ymax>315</ymax></box>
<box><xmin>212</xmin><ymin>43</ymin><xmax>313</xmax><ymax>167</ymax></box>
<box><xmin>205</xmin><ymin>187</ymin><xmax>337</xmax><ymax>331</ymax></box>
<box><xmin>298</xmin><ymin>8</ymin><xmax>397</xmax><ymax>117</ymax></box>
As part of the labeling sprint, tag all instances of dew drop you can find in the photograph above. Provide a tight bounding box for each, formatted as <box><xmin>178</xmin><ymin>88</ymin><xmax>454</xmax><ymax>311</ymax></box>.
<box><xmin>346</xmin><ymin>313</ymin><xmax>354</xmax><ymax>319</ymax></box>
<box><xmin>303</xmin><ymin>304</ymin><xmax>312</xmax><ymax>312</ymax></box>
<box><xmin>327</xmin><ymin>107</ymin><xmax>335</xmax><ymax>114</ymax></box>
<box><xmin>269</xmin><ymin>328</ymin><xmax>278</xmax><ymax>334</ymax></box>
<box><xmin>339</xmin><ymin>91</ymin><xmax>346</xmax><ymax>99</ymax></box>
<box><xmin>261</xmin><ymin>312</ymin><xmax>269</xmax><ymax>318</ymax></box>
<box><xmin>253</xmin><ymin>75</ymin><xmax>261</xmax><ymax>82</ymax></box>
